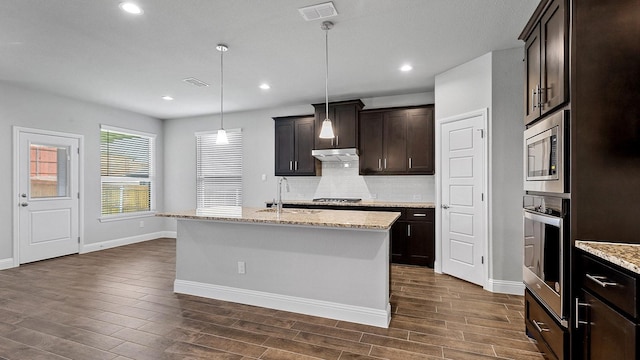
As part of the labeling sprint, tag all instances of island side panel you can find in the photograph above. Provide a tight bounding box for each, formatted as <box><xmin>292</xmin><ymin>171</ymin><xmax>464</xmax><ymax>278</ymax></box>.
<box><xmin>175</xmin><ymin>219</ymin><xmax>389</xmax><ymax>322</ymax></box>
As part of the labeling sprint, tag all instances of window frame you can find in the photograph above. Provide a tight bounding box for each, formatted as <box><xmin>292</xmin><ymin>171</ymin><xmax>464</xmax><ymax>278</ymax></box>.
<box><xmin>99</xmin><ymin>125</ymin><xmax>156</xmax><ymax>222</ymax></box>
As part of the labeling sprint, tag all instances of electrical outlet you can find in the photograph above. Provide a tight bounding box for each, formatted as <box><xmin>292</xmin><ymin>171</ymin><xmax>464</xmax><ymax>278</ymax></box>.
<box><xmin>261</xmin><ymin>174</ymin><xmax>266</xmax><ymax>181</ymax></box>
<box><xmin>237</xmin><ymin>261</ymin><xmax>246</xmax><ymax>274</ymax></box>
<box><xmin>139</xmin><ymin>220</ymin><xmax>144</xmax><ymax>228</ymax></box>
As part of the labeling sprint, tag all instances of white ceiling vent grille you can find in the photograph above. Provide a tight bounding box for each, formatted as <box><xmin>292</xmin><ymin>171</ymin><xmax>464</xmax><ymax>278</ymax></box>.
<box><xmin>298</xmin><ymin>2</ymin><xmax>338</xmax><ymax>21</ymax></box>
<box><xmin>182</xmin><ymin>77</ymin><xmax>210</xmax><ymax>87</ymax></box>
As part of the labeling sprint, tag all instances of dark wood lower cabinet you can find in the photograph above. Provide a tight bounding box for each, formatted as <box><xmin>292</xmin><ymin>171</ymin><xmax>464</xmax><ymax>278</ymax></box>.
<box><xmin>575</xmin><ymin>250</ymin><xmax>639</xmax><ymax>360</ymax></box>
<box><xmin>274</xmin><ymin>203</ymin><xmax>435</xmax><ymax>268</ymax></box>
<box><xmin>525</xmin><ymin>289</ymin><xmax>567</xmax><ymax>360</ymax></box>
<box><xmin>580</xmin><ymin>291</ymin><xmax>637</xmax><ymax>360</ymax></box>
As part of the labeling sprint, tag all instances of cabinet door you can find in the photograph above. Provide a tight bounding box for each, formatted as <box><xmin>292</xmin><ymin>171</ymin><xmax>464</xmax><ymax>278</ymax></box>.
<box><xmin>582</xmin><ymin>291</ymin><xmax>637</xmax><ymax>360</ymax></box>
<box><xmin>359</xmin><ymin>112</ymin><xmax>384</xmax><ymax>174</ymax></box>
<box><xmin>540</xmin><ymin>0</ymin><xmax>567</xmax><ymax>115</ymax></box>
<box><xmin>524</xmin><ymin>24</ymin><xmax>541</xmax><ymax>125</ymax></box>
<box><xmin>391</xmin><ymin>220</ymin><xmax>407</xmax><ymax>264</ymax></box>
<box><xmin>334</xmin><ymin>104</ymin><xmax>358</xmax><ymax>148</ymax></box>
<box><xmin>275</xmin><ymin>120</ymin><xmax>295</xmax><ymax>176</ymax></box>
<box><xmin>383</xmin><ymin>111</ymin><xmax>408</xmax><ymax>173</ymax></box>
<box><xmin>406</xmin><ymin>221</ymin><xmax>434</xmax><ymax>267</ymax></box>
<box><xmin>406</xmin><ymin>107</ymin><xmax>434</xmax><ymax>174</ymax></box>
<box><xmin>294</xmin><ymin>117</ymin><xmax>317</xmax><ymax>175</ymax></box>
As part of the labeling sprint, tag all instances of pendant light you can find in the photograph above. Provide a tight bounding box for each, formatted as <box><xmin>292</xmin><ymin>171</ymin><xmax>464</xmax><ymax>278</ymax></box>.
<box><xmin>216</xmin><ymin>44</ymin><xmax>229</xmax><ymax>145</ymax></box>
<box><xmin>318</xmin><ymin>21</ymin><xmax>335</xmax><ymax>139</ymax></box>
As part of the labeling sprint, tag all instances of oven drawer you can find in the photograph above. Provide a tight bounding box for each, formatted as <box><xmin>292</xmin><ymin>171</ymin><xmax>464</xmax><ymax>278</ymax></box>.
<box><xmin>525</xmin><ymin>290</ymin><xmax>566</xmax><ymax>360</ymax></box>
<box><xmin>581</xmin><ymin>254</ymin><xmax>637</xmax><ymax>318</ymax></box>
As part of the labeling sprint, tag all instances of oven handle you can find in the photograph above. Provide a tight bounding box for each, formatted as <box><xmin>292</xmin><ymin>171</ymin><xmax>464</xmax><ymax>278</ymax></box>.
<box><xmin>523</xmin><ymin>209</ymin><xmax>562</xmax><ymax>227</ymax></box>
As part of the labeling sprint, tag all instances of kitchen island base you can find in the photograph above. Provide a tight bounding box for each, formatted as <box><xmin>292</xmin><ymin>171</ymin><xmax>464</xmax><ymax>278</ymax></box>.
<box><xmin>173</xmin><ymin>219</ymin><xmax>391</xmax><ymax>328</ymax></box>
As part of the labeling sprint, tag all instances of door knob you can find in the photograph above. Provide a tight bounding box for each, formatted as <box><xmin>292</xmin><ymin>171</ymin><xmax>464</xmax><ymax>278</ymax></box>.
<box><xmin>20</xmin><ymin>202</ymin><xmax>28</xmax><ymax>207</ymax></box>
<box><xmin>441</xmin><ymin>204</ymin><xmax>450</xmax><ymax>209</ymax></box>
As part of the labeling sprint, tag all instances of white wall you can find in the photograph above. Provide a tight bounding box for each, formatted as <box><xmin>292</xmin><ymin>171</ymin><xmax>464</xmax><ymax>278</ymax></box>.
<box><xmin>490</xmin><ymin>48</ymin><xmax>525</xmax><ymax>283</ymax></box>
<box><xmin>0</xmin><ymin>82</ymin><xmax>168</xmax><ymax>264</ymax></box>
<box><xmin>163</xmin><ymin>92</ymin><xmax>436</xmax><ymax>230</ymax></box>
<box><xmin>434</xmin><ymin>49</ymin><xmax>524</xmax><ymax>288</ymax></box>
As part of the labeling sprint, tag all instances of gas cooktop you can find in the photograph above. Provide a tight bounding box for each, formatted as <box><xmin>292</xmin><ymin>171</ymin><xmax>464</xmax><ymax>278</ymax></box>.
<box><xmin>312</xmin><ymin>198</ymin><xmax>362</xmax><ymax>203</ymax></box>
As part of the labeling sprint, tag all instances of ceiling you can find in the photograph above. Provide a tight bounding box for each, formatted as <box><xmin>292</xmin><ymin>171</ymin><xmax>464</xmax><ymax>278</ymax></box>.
<box><xmin>0</xmin><ymin>0</ymin><xmax>539</xmax><ymax>120</ymax></box>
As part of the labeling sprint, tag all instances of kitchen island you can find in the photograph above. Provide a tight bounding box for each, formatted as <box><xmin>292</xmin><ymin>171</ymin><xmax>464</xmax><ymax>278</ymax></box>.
<box><xmin>157</xmin><ymin>207</ymin><xmax>400</xmax><ymax>328</ymax></box>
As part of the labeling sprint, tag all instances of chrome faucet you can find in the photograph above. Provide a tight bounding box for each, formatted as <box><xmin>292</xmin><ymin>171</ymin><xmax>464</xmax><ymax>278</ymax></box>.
<box><xmin>276</xmin><ymin>177</ymin><xmax>290</xmax><ymax>215</ymax></box>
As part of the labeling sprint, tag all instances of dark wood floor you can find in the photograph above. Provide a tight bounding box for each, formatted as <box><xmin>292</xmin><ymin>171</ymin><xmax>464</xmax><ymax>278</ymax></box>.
<box><xmin>0</xmin><ymin>238</ymin><xmax>543</xmax><ymax>360</ymax></box>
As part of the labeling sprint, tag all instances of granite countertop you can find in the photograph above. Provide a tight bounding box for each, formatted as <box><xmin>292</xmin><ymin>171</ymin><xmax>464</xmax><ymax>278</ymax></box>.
<box><xmin>576</xmin><ymin>240</ymin><xmax>640</xmax><ymax>275</ymax></box>
<box><xmin>157</xmin><ymin>207</ymin><xmax>401</xmax><ymax>230</ymax></box>
<box><xmin>269</xmin><ymin>200</ymin><xmax>436</xmax><ymax>209</ymax></box>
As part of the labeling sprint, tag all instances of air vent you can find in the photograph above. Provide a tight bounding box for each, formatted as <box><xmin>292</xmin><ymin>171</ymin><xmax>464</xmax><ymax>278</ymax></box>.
<box><xmin>182</xmin><ymin>77</ymin><xmax>210</xmax><ymax>87</ymax></box>
<box><xmin>298</xmin><ymin>2</ymin><xmax>338</xmax><ymax>21</ymax></box>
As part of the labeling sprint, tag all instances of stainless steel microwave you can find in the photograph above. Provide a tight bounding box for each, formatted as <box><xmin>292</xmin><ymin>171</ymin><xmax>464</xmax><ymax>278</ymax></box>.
<box><xmin>524</xmin><ymin>109</ymin><xmax>569</xmax><ymax>194</ymax></box>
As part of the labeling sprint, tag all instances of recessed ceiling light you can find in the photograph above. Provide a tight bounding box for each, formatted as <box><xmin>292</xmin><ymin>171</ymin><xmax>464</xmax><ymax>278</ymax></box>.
<box><xmin>259</xmin><ymin>83</ymin><xmax>271</xmax><ymax>90</ymax></box>
<box><xmin>119</xmin><ymin>2</ymin><xmax>143</xmax><ymax>15</ymax></box>
<box><xmin>161</xmin><ymin>95</ymin><xmax>174</xmax><ymax>101</ymax></box>
<box><xmin>400</xmin><ymin>64</ymin><xmax>413</xmax><ymax>72</ymax></box>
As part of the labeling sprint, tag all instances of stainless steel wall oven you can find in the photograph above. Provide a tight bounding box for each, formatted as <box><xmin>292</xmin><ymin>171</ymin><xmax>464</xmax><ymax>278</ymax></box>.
<box><xmin>524</xmin><ymin>109</ymin><xmax>569</xmax><ymax>194</ymax></box>
<box><xmin>523</xmin><ymin>194</ymin><xmax>570</xmax><ymax>327</ymax></box>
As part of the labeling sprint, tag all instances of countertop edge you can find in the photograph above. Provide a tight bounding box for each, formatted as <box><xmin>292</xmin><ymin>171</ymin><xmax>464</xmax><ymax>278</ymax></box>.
<box><xmin>157</xmin><ymin>209</ymin><xmax>401</xmax><ymax>231</ymax></box>
<box><xmin>266</xmin><ymin>200</ymin><xmax>436</xmax><ymax>209</ymax></box>
<box><xmin>576</xmin><ymin>240</ymin><xmax>640</xmax><ymax>275</ymax></box>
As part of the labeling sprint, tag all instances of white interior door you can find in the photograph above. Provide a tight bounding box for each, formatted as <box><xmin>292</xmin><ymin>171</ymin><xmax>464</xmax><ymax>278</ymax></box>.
<box><xmin>440</xmin><ymin>113</ymin><xmax>486</xmax><ymax>286</ymax></box>
<box><xmin>18</xmin><ymin>130</ymin><xmax>79</xmax><ymax>264</ymax></box>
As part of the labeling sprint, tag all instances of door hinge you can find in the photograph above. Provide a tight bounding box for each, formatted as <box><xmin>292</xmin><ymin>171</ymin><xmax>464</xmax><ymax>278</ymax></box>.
<box><xmin>77</xmin><ymin>237</ymin><xmax>80</xmax><ymax>244</ymax></box>
<box><xmin>481</xmin><ymin>193</ymin><xmax>484</xmax><ymax>201</ymax></box>
<box><xmin>481</xmin><ymin>256</ymin><xmax>484</xmax><ymax>264</ymax></box>
<box><xmin>77</xmin><ymin>147</ymin><xmax>80</xmax><ymax>154</ymax></box>
<box><xmin>77</xmin><ymin>192</ymin><xmax>80</xmax><ymax>199</ymax></box>
<box><xmin>477</xmin><ymin>129</ymin><xmax>484</xmax><ymax>138</ymax></box>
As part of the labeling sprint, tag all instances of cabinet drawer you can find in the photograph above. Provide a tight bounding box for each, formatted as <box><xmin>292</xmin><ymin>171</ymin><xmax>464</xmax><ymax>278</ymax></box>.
<box><xmin>525</xmin><ymin>290</ymin><xmax>565</xmax><ymax>360</ymax></box>
<box><xmin>405</xmin><ymin>208</ymin><xmax>434</xmax><ymax>221</ymax></box>
<box><xmin>581</xmin><ymin>255</ymin><xmax>637</xmax><ymax>318</ymax></box>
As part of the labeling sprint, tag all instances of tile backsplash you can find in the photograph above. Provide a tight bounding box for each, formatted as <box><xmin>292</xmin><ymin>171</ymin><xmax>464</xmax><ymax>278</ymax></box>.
<box><xmin>281</xmin><ymin>161</ymin><xmax>435</xmax><ymax>202</ymax></box>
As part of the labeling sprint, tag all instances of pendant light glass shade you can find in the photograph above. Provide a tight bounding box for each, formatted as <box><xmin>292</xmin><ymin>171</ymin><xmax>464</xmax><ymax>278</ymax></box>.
<box><xmin>216</xmin><ymin>128</ymin><xmax>228</xmax><ymax>144</ymax></box>
<box><xmin>216</xmin><ymin>44</ymin><xmax>229</xmax><ymax>145</ymax></box>
<box><xmin>318</xmin><ymin>21</ymin><xmax>335</xmax><ymax>140</ymax></box>
<box><xmin>319</xmin><ymin>118</ymin><xmax>335</xmax><ymax>138</ymax></box>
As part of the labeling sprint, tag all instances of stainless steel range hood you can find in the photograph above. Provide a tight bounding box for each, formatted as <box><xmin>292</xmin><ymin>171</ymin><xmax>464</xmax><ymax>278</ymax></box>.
<box><xmin>311</xmin><ymin>148</ymin><xmax>359</xmax><ymax>162</ymax></box>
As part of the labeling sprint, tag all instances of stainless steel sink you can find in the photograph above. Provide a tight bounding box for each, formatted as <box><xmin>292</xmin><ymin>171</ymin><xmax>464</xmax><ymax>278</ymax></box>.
<box><xmin>258</xmin><ymin>208</ymin><xmax>321</xmax><ymax>215</ymax></box>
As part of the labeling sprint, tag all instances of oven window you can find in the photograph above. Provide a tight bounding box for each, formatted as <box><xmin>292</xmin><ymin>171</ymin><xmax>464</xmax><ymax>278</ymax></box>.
<box><xmin>527</xmin><ymin>131</ymin><xmax>558</xmax><ymax>178</ymax></box>
<box><xmin>524</xmin><ymin>217</ymin><xmax>561</xmax><ymax>295</ymax></box>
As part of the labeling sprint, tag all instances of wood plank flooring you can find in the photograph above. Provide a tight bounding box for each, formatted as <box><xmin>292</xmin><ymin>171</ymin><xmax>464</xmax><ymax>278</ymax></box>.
<box><xmin>0</xmin><ymin>238</ymin><xmax>543</xmax><ymax>360</ymax></box>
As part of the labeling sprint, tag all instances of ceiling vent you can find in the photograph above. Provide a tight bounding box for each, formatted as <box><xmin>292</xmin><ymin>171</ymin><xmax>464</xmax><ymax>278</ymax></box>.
<box><xmin>298</xmin><ymin>2</ymin><xmax>338</xmax><ymax>21</ymax></box>
<box><xmin>182</xmin><ymin>77</ymin><xmax>210</xmax><ymax>87</ymax></box>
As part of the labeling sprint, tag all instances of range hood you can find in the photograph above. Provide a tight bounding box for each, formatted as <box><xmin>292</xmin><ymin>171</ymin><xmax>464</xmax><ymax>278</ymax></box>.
<box><xmin>312</xmin><ymin>148</ymin><xmax>359</xmax><ymax>162</ymax></box>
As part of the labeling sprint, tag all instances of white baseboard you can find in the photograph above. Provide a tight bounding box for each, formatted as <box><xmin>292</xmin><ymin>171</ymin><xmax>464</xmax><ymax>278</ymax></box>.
<box><xmin>174</xmin><ymin>279</ymin><xmax>391</xmax><ymax>328</ymax></box>
<box><xmin>0</xmin><ymin>258</ymin><xmax>16</xmax><ymax>270</ymax></box>
<box><xmin>486</xmin><ymin>278</ymin><xmax>525</xmax><ymax>295</ymax></box>
<box><xmin>81</xmin><ymin>231</ymin><xmax>176</xmax><ymax>254</ymax></box>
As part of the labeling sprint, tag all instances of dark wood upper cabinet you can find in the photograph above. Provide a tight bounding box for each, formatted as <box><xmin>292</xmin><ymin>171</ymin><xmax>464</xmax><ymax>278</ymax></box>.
<box><xmin>274</xmin><ymin>115</ymin><xmax>319</xmax><ymax>176</ymax></box>
<box><xmin>313</xmin><ymin>100</ymin><xmax>364</xmax><ymax>150</ymax></box>
<box><xmin>359</xmin><ymin>105</ymin><xmax>434</xmax><ymax>175</ymax></box>
<box><xmin>359</xmin><ymin>112</ymin><xmax>384</xmax><ymax>173</ymax></box>
<box><xmin>521</xmin><ymin>0</ymin><xmax>568</xmax><ymax>125</ymax></box>
<box><xmin>406</xmin><ymin>108</ymin><xmax>435</xmax><ymax>174</ymax></box>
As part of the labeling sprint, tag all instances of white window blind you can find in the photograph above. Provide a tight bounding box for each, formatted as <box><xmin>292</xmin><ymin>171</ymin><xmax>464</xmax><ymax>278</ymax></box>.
<box><xmin>196</xmin><ymin>129</ymin><xmax>243</xmax><ymax>207</ymax></box>
<box><xmin>100</xmin><ymin>125</ymin><xmax>155</xmax><ymax>217</ymax></box>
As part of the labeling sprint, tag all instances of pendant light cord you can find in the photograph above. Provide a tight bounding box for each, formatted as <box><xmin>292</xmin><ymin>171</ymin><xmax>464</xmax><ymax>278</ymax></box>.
<box><xmin>220</xmin><ymin>47</ymin><xmax>224</xmax><ymax>129</ymax></box>
<box><xmin>325</xmin><ymin>25</ymin><xmax>329</xmax><ymax>119</ymax></box>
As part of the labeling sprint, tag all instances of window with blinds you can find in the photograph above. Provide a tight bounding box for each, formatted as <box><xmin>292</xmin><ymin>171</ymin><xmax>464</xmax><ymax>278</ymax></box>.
<box><xmin>100</xmin><ymin>125</ymin><xmax>155</xmax><ymax>217</ymax></box>
<box><xmin>196</xmin><ymin>129</ymin><xmax>243</xmax><ymax>207</ymax></box>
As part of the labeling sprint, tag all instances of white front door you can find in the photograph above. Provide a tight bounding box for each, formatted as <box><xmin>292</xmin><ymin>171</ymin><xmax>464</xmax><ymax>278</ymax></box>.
<box><xmin>17</xmin><ymin>130</ymin><xmax>80</xmax><ymax>264</ymax></box>
<box><xmin>440</xmin><ymin>111</ymin><xmax>486</xmax><ymax>286</ymax></box>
